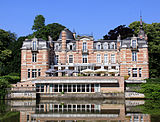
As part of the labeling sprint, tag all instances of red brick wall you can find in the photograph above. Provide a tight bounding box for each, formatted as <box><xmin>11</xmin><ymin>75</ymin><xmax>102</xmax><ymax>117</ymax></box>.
<box><xmin>21</xmin><ymin>49</ymin><xmax>49</xmax><ymax>82</ymax></box>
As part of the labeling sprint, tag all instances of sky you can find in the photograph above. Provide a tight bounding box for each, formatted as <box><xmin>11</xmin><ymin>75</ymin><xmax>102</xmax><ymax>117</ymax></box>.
<box><xmin>0</xmin><ymin>0</ymin><xmax>160</xmax><ymax>40</ymax></box>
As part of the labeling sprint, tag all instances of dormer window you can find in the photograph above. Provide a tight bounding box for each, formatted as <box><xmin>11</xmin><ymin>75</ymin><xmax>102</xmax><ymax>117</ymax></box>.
<box><xmin>97</xmin><ymin>44</ymin><xmax>101</xmax><ymax>50</ymax></box>
<box><xmin>70</xmin><ymin>45</ymin><xmax>73</xmax><ymax>50</ymax></box>
<box><xmin>56</xmin><ymin>45</ymin><xmax>58</xmax><ymax>50</ymax></box>
<box><xmin>110</xmin><ymin>42</ymin><xmax>115</xmax><ymax>49</ymax></box>
<box><xmin>96</xmin><ymin>43</ymin><xmax>101</xmax><ymax>50</ymax></box>
<box><xmin>32</xmin><ymin>40</ymin><xmax>37</xmax><ymax>51</ymax></box>
<box><xmin>132</xmin><ymin>40</ymin><xmax>136</xmax><ymax>48</ymax></box>
<box><xmin>83</xmin><ymin>42</ymin><xmax>87</xmax><ymax>51</ymax></box>
<box><xmin>55</xmin><ymin>43</ymin><xmax>59</xmax><ymax>50</ymax></box>
<box><xmin>103</xmin><ymin>42</ymin><xmax>108</xmax><ymax>50</ymax></box>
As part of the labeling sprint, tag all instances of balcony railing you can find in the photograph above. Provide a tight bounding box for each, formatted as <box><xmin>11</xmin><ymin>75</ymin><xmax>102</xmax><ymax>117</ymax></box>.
<box><xmin>11</xmin><ymin>87</ymin><xmax>36</xmax><ymax>91</ymax></box>
<box><xmin>82</xmin><ymin>49</ymin><xmax>89</xmax><ymax>54</ymax></box>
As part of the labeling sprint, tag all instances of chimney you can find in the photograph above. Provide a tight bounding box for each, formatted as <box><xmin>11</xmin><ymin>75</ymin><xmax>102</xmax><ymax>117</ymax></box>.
<box><xmin>62</xmin><ymin>30</ymin><xmax>66</xmax><ymax>51</ymax></box>
<box><xmin>73</xmin><ymin>29</ymin><xmax>76</xmax><ymax>39</ymax></box>
<box><xmin>117</xmin><ymin>34</ymin><xmax>121</xmax><ymax>50</ymax></box>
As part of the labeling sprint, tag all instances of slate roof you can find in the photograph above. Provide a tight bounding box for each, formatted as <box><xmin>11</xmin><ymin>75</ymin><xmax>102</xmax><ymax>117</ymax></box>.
<box><xmin>58</xmin><ymin>28</ymin><xmax>75</xmax><ymax>41</ymax></box>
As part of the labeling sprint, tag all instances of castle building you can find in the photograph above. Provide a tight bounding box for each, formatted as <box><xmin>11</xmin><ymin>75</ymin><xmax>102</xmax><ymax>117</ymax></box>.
<box><xmin>11</xmin><ymin>19</ymin><xmax>149</xmax><ymax>99</ymax></box>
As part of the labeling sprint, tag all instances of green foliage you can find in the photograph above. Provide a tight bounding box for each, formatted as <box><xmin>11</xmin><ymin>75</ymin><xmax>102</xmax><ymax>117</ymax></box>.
<box><xmin>138</xmin><ymin>100</ymin><xmax>160</xmax><ymax>115</ymax></box>
<box><xmin>146</xmin><ymin>78</ymin><xmax>160</xmax><ymax>83</ymax></box>
<box><xmin>0</xmin><ymin>79</ymin><xmax>11</xmax><ymax>99</ymax></box>
<box><xmin>32</xmin><ymin>23</ymin><xmax>65</xmax><ymax>41</ymax></box>
<box><xmin>0</xmin><ymin>111</ymin><xmax>20</xmax><ymax>122</ymax></box>
<box><xmin>103</xmin><ymin>25</ymin><xmax>133</xmax><ymax>40</ymax></box>
<box><xmin>5</xmin><ymin>36</ymin><xmax>26</xmax><ymax>75</ymax></box>
<box><xmin>1</xmin><ymin>75</ymin><xmax>20</xmax><ymax>84</ymax></box>
<box><xmin>0</xmin><ymin>29</ymin><xmax>17</xmax><ymax>76</ymax></box>
<box><xmin>138</xmin><ymin>78</ymin><xmax>160</xmax><ymax>100</ymax></box>
<box><xmin>32</xmin><ymin>15</ymin><xmax>45</xmax><ymax>31</ymax></box>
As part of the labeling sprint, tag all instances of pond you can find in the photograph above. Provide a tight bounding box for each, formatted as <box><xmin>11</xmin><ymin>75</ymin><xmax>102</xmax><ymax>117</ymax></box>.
<box><xmin>0</xmin><ymin>99</ymin><xmax>160</xmax><ymax>122</ymax></box>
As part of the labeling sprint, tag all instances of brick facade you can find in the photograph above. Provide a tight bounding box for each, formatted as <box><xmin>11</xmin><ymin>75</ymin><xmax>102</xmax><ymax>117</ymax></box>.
<box><xmin>21</xmin><ymin>26</ymin><xmax>149</xmax><ymax>82</ymax></box>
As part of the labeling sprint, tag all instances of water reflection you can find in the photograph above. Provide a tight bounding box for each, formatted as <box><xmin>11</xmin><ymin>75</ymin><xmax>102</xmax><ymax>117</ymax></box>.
<box><xmin>5</xmin><ymin>99</ymin><xmax>152</xmax><ymax>122</ymax></box>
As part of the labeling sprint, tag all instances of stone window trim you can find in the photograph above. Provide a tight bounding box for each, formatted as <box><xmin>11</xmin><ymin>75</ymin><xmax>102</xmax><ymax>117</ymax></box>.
<box><xmin>104</xmin><ymin>54</ymin><xmax>108</xmax><ymax>63</ymax></box>
<box><xmin>82</xmin><ymin>54</ymin><xmax>88</xmax><ymax>63</ymax></box>
<box><xmin>67</xmin><ymin>43</ymin><xmax>75</xmax><ymax>51</ymax></box>
<box><xmin>131</xmin><ymin>39</ymin><xmax>138</xmax><ymax>48</ymax></box>
<box><xmin>32</xmin><ymin>53</ymin><xmax>37</xmax><ymax>62</ymax></box>
<box><xmin>38</xmin><ymin>69</ymin><xmax>41</xmax><ymax>77</ymax></box>
<box><xmin>28</xmin><ymin>69</ymin><xmax>30</xmax><ymax>79</ymax></box>
<box><xmin>132</xmin><ymin>52</ymin><xmax>137</xmax><ymax>61</ymax></box>
<box><xmin>103</xmin><ymin>42</ymin><xmax>108</xmax><ymax>50</ymax></box>
<box><xmin>32</xmin><ymin>69</ymin><xmax>37</xmax><ymax>78</ymax></box>
<box><xmin>32</xmin><ymin>38</ymin><xmax>38</xmax><ymax>51</ymax></box>
<box><xmin>82</xmin><ymin>42</ymin><xmax>87</xmax><ymax>51</ymax></box>
<box><xmin>139</xmin><ymin>68</ymin><xmax>142</xmax><ymax>77</ymax></box>
<box><xmin>110</xmin><ymin>42</ymin><xmax>115</xmax><ymax>49</ymax></box>
<box><xmin>97</xmin><ymin>54</ymin><xmax>101</xmax><ymax>63</ymax></box>
<box><xmin>54</xmin><ymin>43</ymin><xmax>60</xmax><ymax>50</ymax></box>
<box><xmin>96</xmin><ymin>42</ymin><xmax>101</xmax><ymax>50</ymax></box>
<box><xmin>132</xmin><ymin>68</ymin><xmax>137</xmax><ymax>77</ymax></box>
<box><xmin>111</xmin><ymin>54</ymin><xmax>116</xmax><ymax>63</ymax></box>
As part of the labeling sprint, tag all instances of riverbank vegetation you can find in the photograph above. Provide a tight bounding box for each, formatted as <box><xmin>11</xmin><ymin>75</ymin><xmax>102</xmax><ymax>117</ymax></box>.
<box><xmin>137</xmin><ymin>78</ymin><xmax>160</xmax><ymax>100</ymax></box>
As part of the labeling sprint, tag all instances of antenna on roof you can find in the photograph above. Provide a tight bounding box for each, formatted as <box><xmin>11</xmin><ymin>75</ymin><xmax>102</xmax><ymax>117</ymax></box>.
<box><xmin>140</xmin><ymin>10</ymin><xmax>143</xmax><ymax>28</ymax></box>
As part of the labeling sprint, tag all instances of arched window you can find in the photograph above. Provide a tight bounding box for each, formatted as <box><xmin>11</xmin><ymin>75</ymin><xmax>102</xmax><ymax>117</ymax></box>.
<box><xmin>55</xmin><ymin>43</ymin><xmax>59</xmax><ymax>50</ymax></box>
<box><xmin>110</xmin><ymin>42</ymin><xmax>115</xmax><ymax>49</ymax></box>
<box><xmin>96</xmin><ymin>42</ymin><xmax>101</xmax><ymax>50</ymax></box>
<box><xmin>103</xmin><ymin>42</ymin><xmax>108</xmax><ymax>50</ymax></box>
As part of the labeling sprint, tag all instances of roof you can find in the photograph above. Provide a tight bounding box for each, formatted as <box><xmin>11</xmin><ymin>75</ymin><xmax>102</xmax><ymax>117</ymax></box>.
<box><xmin>58</xmin><ymin>28</ymin><xmax>75</xmax><ymax>41</ymax></box>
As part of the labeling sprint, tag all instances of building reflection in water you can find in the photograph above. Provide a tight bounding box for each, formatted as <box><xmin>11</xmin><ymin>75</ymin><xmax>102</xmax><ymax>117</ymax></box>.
<box><xmin>10</xmin><ymin>99</ymin><xmax>150</xmax><ymax>122</ymax></box>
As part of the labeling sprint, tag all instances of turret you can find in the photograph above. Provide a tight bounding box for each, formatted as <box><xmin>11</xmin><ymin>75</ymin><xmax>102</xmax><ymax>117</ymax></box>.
<box><xmin>138</xmin><ymin>15</ymin><xmax>145</xmax><ymax>39</ymax></box>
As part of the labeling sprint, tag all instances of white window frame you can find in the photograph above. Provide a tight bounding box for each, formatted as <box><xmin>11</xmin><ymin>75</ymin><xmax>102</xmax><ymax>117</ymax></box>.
<box><xmin>32</xmin><ymin>53</ymin><xmax>37</xmax><ymax>62</ymax></box>
<box><xmin>111</xmin><ymin>54</ymin><xmax>115</xmax><ymax>63</ymax></box>
<box><xmin>83</xmin><ymin>42</ymin><xmax>87</xmax><ymax>51</ymax></box>
<box><xmin>110</xmin><ymin>42</ymin><xmax>115</xmax><ymax>49</ymax></box>
<box><xmin>32</xmin><ymin>69</ymin><xmax>37</xmax><ymax>78</ymax></box>
<box><xmin>28</xmin><ymin>69</ymin><xmax>30</xmax><ymax>78</ymax></box>
<box><xmin>97</xmin><ymin>54</ymin><xmax>101</xmax><ymax>63</ymax></box>
<box><xmin>132</xmin><ymin>40</ymin><xmax>137</xmax><ymax>48</ymax></box>
<box><xmin>32</xmin><ymin>40</ymin><xmax>37</xmax><ymax>50</ymax></box>
<box><xmin>38</xmin><ymin>69</ymin><xmax>41</xmax><ymax>77</ymax></box>
<box><xmin>96</xmin><ymin>42</ymin><xmax>101</xmax><ymax>50</ymax></box>
<box><xmin>103</xmin><ymin>42</ymin><xmax>108</xmax><ymax>50</ymax></box>
<box><xmin>139</xmin><ymin>68</ymin><xmax>142</xmax><ymax>77</ymax></box>
<box><xmin>104</xmin><ymin>54</ymin><xmax>108</xmax><ymax>63</ymax></box>
<box><xmin>132</xmin><ymin>52</ymin><xmax>137</xmax><ymax>61</ymax></box>
<box><xmin>82</xmin><ymin>54</ymin><xmax>88</xmax><ymax>63</ymax></box>
<box><xmin>132</xmin><ymin>68</ymin><xmax>137</xmax><ymax>77</ymax></box>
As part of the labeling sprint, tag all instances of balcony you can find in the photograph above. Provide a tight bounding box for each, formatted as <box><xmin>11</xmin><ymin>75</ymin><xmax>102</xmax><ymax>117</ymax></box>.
<box><xmin>82</xmin><ymin>49</ymin><xmax>89</xmax><ymax>54</ymax></box>
<box><xmin>131</xmin><ymin>46</ymin><xmax>138</xmax><ymax>51</ymax></box>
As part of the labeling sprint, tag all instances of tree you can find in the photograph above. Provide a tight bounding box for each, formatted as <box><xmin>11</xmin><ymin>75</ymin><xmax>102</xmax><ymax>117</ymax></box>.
<box><xmin>0</xmin><ymin>29</ymin><xmax>17</xmax><ymax>75</ymax></box>
<box><xmin>5</xmin><ymin>36</ymin><xmax>26</xmax><ymax>75</ymax></box>
<box><xmin>103</xmin><ymin>25</ymin><xmax>133</xmax><ymax>40</ymax></box>
<box><xmin>32</xmin><ymin>23</ymin><xmax>65</xmax><ymax>41</ymax></box>
<box><xmin>0</xmin><ymin>79</ymin><xmax>10</xmax><ymax>99</ymax></box>
<box><xmin>32</xmin><ymin>15</ymin><xmax>45</xmax><ymax>31</ymax></box>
